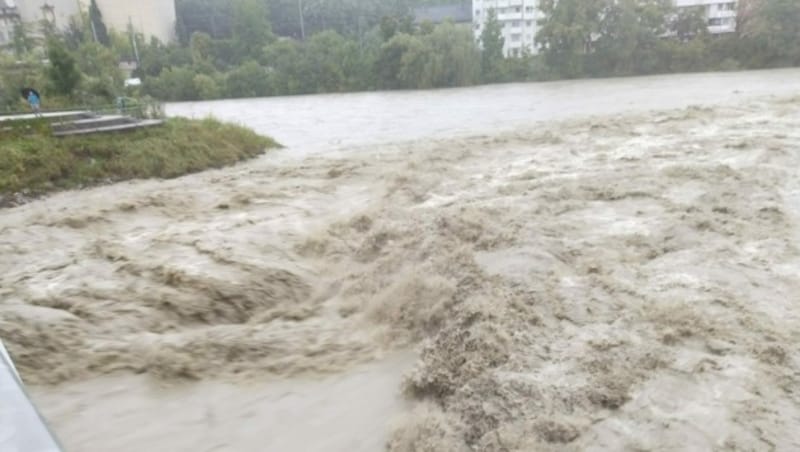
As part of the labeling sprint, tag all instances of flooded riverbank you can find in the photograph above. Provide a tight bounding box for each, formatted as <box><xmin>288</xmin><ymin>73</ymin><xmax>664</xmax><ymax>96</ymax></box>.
<box><xmin>3</xmin><ymin>71</ymin><xmax>800</xmax><ymax>450</ymax></box>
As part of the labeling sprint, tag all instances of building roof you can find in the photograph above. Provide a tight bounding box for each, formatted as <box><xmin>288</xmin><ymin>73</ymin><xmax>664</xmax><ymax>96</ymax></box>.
<box><xmin>414</xmin><ymin>3</ymin><xmax>472</xmax><ymax>24</ymax></box>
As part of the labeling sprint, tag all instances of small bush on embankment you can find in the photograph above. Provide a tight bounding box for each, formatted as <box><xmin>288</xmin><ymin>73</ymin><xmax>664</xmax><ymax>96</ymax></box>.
<box><xmin>0</xmin><ymin>117</ymin><xmax>278</xmax><ymax>198</ymax></box>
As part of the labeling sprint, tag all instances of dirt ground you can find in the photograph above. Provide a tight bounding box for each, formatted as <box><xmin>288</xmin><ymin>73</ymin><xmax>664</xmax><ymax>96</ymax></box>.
<box><xmin>3</xmin><ymin>96</ymin><xmax>800</xmax><ymax>451</ymax></box>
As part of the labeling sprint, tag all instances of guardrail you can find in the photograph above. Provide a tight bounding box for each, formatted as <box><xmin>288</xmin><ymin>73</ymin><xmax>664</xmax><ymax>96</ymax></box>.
<box><xmin>0</xmin><ymin>340</ymin><xmax>64</xmax><ymax>452</ymax></box>
<box><xmin>0</xmin><ymin>99</ymin><xmax>164</xmax><ymax>121</ymax></box>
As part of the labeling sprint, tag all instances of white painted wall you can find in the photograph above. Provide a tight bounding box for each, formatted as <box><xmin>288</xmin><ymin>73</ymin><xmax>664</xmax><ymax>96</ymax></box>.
<box><xmin>16</xmin><ymin>0</ymin><xmax>81</xmax><ymax>30</ymax></box>
<box><xmin>92</xmin><ymin>0</ymin><xmax>176</xmax><ymax>43</ymax></box>
<box><xmin>675</xmin><ymin>0</ymin><xmax>737</xmax><ymax>34</ymax></box>
<box><xmin>473</xmin><ymin>0</ymin><xmax>540</xmax><ymax>57</ymax></box>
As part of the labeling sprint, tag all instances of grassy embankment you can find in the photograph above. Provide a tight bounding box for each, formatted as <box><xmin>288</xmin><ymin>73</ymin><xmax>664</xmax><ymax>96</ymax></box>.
<box><xmin>0</xmin><ymin>117</ymin><xmax>279</xmax><ymax>199</ymax></box>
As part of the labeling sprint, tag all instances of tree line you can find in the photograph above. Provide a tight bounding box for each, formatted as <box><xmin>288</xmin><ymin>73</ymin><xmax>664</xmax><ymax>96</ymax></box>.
<box><xmin>1</xmin><ymin>0</ymin><xmax>799</xmax><ymax>108</ymax></box>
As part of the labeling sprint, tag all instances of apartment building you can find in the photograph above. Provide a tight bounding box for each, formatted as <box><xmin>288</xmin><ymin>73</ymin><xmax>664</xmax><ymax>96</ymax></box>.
<box><xmin>15</xmin><ymin>0</ymin><xmax>80</xmax><ymax>31</ymax></box>
<box><xmin>93</xmin><ymin>0</ymin><xmax>176</xmax><ymax>43</ymax></box>
<box><xmin>674</xmin><ymin>0</ymin><xmax>737</xmax><ymax>34</ymax></box>
<box><xmin>473</xmin><ymin>0</ymin><xmax>540</xmax><ymax>57</ymax></box>
<box><xmin>0</xmin><ymin>0</ymin><xmax>20</xmax><ymax>47</ymax></box>
<box><xmin>15</xmin><ymin>0</ymin><xmax>176</xmax><ymax>43</ymax></box>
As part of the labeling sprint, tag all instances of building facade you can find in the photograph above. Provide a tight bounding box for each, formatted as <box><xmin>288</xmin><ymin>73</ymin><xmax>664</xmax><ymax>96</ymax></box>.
<box><xmin>675</xmin><ymin>0</ymin><xmax>737</xmax><ymax>34</ymax></box>
<box><xmin>15</xmin><ymin>0</ymin><xmax>176</xmax><ymax>43</ymax></box>
<box><xmin>0</xmin><ymin>0</ymin><xmax>20</xmax><ymax>48</ymax></box>
<box><xmin>473</xmin><ymin>0</ymin><xmax>540</xmax><ymax>57</ymax></box>
<box><xmin>15</xmin><ymin>0</ymin><xmax>81</xmax><ymax>31</ymax></box>
<box><xmin>93</xmin><ymin>0</ymin><xmax>176</xmax><ymax>43</ymax></box>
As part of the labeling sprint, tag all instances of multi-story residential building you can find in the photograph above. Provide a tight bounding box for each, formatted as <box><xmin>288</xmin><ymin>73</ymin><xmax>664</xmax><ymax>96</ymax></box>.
<box><xmin>94</xmin><ymin>0</ymin><xmax>176</xmax><ymax>43</ymax></box>
<box><xmin>15</xmin><ymin>0</ymin><xmax>81</xmax><ymax>31</ymax></box>
<box><xmin>0</xmin><ymin>0</ymin><xmax>20</xmax><ymax>48</ymax></box>
<box><xmin>675</xmin><ymin>0</ymin><xmax>737</xmax><ymax>34</ymax></box>
<box><xmin>473</xmin><ymin>0</ymin><xmax>540</xmax><ymax>57</ymax></box>
<box><xmin>16</xmin><ymin>0</ymin><xmax>176</xmax><ymax>43</ymax></box>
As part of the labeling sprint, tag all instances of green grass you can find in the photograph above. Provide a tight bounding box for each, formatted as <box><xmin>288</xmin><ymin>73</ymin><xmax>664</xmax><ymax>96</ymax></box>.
<box><xmin>0</xmin><ymin>117</ymin><xmax>279</xmax><ymax>196</ymax></box>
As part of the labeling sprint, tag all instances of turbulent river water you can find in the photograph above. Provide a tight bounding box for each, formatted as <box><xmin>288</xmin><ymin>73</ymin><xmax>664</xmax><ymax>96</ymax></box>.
<box><xmin>4</xmin><ymin>69</ymin><xmax>800</xmax><ymax>451</ymax></box>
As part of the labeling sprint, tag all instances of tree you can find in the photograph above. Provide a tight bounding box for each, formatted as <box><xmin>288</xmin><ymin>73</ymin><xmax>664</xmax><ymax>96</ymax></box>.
<box><xmin>396</xmin><ymin>34</ymin><xmax>433</xmax><ymax>88</ymax></box>
<box><xmin>376</xmin><ymin>33</ymin><xmax>420</xmax><ymax>89</ymax></box>
<box><xmin>190</xmin><ymin>32</ymin><xmax>213</xmax><ymax>64</ymax></box>
<box><xmin>12</xmin><ymin>22</ymin><xmax>34</xmax><ymax>58</ymax></box>
<box><xmin>671</xmin><ymin>6</ymin><xmax>708</xmax><ymax>41</ymax></box>
<box><xmin>423</xmin><ymin>22</ymin><xmax>480</xmax><ymax>87</ymax></box>
<box><xmin>591</xmin><ymin>0</ymin><xmax>672</xmax><ymax>75</ymax></box>
<box><xmin>225</xmin><ymin>60</ymin><xmax>270</xmax><ymax>97</ymax></box>
<box><xmin>144</xmin><ymin>66</ymin><xmax>199</xmax><ymax>100</ymax></box>
<box><xmin>263</xmin><ymin>39</ymin><xmax>305</xmax><ymax>94</ymax></box>
<box><xmin>536</xmin><ymin>0</ymin><xmax>606</xmax><ymax>78</ymax></box>
<box><xmin>194</xmin><ymin>73</ymin><xmax>221</xmax><ymax>98</ymax></box>
<box><xmin>89</xmin><ymin>0</ymin><xmax>110</xmax><ymax>46</ymax></box>
<box><xmin>737</xmin><ymin>0</ymin><xmax>800</xmax><ymax>67</ymax></box>
<box><xmin>232</xmin><ymin>0</ymin><xmax>274</xmax><ymax>60</ymax></box>
<box><xmin>480</xmin><ymin>8</ymin><xmax>505</xmax><ymax>82</ymax></box>
<box><xmin>303</xmin><ymin>31</ymin><xmax>361</xmax><ymax>92</ymax></box>
<box><xmin>46</xmin><ymin>39</ymin><xmax>82</xmax><ymax>97</ymax></box>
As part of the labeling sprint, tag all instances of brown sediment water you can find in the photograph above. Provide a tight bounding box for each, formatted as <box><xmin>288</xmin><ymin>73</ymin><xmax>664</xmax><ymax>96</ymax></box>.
<box><xmin>2</xmin><ymin>71</ymin><xmax>800</xmax><ymax>450</ymax></box>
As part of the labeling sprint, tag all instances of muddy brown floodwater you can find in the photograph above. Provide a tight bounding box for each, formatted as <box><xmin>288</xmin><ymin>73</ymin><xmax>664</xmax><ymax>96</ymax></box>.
<box><xmin>3</xmin><ymin>69</ymin><xmax>800</xmax><ymax>451</ymax></box>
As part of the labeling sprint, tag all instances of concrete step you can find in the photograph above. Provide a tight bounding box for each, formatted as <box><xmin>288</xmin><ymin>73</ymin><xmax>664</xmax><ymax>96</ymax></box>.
<box><xmin>51</xmin><ymin>115</ymin><xmax>135</xmax><ymax>132</ymax></box>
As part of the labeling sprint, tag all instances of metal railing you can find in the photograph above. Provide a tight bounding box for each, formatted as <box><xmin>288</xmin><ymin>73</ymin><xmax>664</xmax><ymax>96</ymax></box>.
<box><xmin>0</xmin><ymin>98</ymin><xmax>164</xmax><ymax>121</ymax></box>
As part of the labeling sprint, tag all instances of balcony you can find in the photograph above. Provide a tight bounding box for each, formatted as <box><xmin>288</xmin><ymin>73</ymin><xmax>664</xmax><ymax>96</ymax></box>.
<box><xmin>708</xmin><ymin>10</ymin><xmax>737</xmax><ymax>19</ymax></box>
<box><xmin>498</xmin><ymin>12</ymin><xmax>523</xmax><ymax>21</ymax></box>
<box><xmin>708</xmin><ymin>23</ymin><xmax>736</xmax><ymax>34</ymax></box>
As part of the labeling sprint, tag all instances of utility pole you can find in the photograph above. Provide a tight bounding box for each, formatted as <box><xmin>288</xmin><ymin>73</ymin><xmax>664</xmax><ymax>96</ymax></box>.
<box><xmin>89</xmin><ymin>16</ymin><xmax>98</xmax><ymax>43</ymax></box>
<box><xmin>298</xmin><ymin>0</ymin><xmax>305</xmax><ymax>40</ymax></box>
<box><xmin>129</xmin><ymin>17</ymin><xmax>140</xmax><ymax>67</ymax></box>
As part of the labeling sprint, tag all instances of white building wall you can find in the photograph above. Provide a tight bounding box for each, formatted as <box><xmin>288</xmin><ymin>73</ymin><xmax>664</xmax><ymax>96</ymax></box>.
<box><xmin>91</xmin><ymin>0</ymin><xmax>176</xmax><ymax>43</ymax></box>
<box><xmin>675</xmin><ymin>0</ymin><xmax>737</xmax><ymax>34</ymax></box>
<box><xmin>473</xmin><ymin>0</ymin><xmax>539</xmax><ymax>57</ymax></box>
<box><xmin>0</xmin><ymin>2</ymin><xmax>19</xmax><ymax>47</ymax></box>
<box><xmin>16</xmin><ymin>0</ymin><xmax>81</xmax><ymax>31</ymax></box>
<box><xmin>16</xmin><ymin>0</ymin><xmax>176</xmax><ymax>42</ymax></box>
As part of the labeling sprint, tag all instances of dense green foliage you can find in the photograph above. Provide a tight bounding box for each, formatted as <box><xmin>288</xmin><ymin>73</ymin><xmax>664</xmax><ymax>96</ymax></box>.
<box><xmin>2</xmin><ymin>0</ymin><xmax>800</xmax><ymax>107</ymax></box>
<box><xmin>150</xmin><ymin>0</ymin><xmax>800</xmax><ymax>100</ymax></box>
<box><xmin>535</xmin><ymin>0</ymin><xmax>800</xmax><ymax>78</ymax></box>
<box><xmin>480</xmin><ymin>9</ymin><xmax>505</xmax><ymax>83</ymax></box>
<box><xmin>0</xmin><ymin>118</ymin><xmax>278</xmax><ymax>195</ymax></box>
<box><xmin>45</xmin><ymin>39</ymin><xmax>82</xmax><ymax>96</ymax></box>
<box><xmin>176</xmin><ymin>0</ymin><xmax>413</xmax><ymax>42</ymax></box>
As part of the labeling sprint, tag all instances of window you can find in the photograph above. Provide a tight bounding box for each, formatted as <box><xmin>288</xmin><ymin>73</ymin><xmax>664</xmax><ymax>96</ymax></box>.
<box><xmin>718</xmin><ymin>2</ymin><xmax>736</xmax><ymax>11</ymax></box>
<box><xmin>512</xmin><ymin>20</ymin><xmax>520</xmax><ymax>27</ymax></box>
<box><xmin>708</xmin><ymin>18</ymin><xmax>723</xmax><ymax>26</ymax></box>
<box><xmin>475</xmin><ymin>9</ymin><xmax>480</xmax><ymax>16</ymax></box>
<box><xmin>515</xmin><ymin>7</ymin><xmax>521</xmax><ymax>13</ymax></box>
<box><xmin>526</xmin><ymin>20</ymin><xmax>532</xmax><ymax>26</ymax></box>
<box><xmin>511</xmin><ymin>33</ymin><xmax>521</xmax><ymax>42</ymax></box>
<box><xmin>525</xmin><ymin>6</ymin><xmax>535</xmax><ymax>13</ymax></box>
